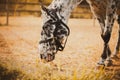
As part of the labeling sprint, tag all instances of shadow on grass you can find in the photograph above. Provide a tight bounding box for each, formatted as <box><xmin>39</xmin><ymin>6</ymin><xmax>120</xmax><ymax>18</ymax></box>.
<box><xmin>0</xmin><ymin>32</ymin><xmax>27</xmax><ymax>80</ymax></box>
<box><xmin>0</xmin><ymin>64</ymin><xmax>24</xmax><ymax>80</ymax></box>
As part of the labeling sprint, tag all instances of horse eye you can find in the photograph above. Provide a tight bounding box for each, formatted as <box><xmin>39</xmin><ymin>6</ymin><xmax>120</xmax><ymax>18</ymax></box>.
<box><xmin>48</xmin><ymin>11</ymin><xmax>52</xmax><ymax>14</ymax></box>
<box><xmin>43</xmin><ymin>26</ymin><xmax>47</xmax><ymax>30</ymax></box>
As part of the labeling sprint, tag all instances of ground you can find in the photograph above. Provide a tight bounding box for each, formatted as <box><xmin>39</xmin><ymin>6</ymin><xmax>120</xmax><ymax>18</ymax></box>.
<box><xmin>0</xmin><ymin>16</ymin><xmax>120</xmax><ymax>80</ymax></box>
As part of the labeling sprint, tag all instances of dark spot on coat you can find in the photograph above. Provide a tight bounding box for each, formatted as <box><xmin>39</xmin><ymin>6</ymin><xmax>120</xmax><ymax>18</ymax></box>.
<box><xmin>111</xmin><ymin>4</ymin><xmax>115</xmax><ymax>9</ymax></box>
<box><xmin>108</xmin><ymin>13</ymin><xmax>113</xmax><ymax>19</ymax></box>
<box><xmin>107</xmin><ymin>26</ymin><xmax>109</xmax><ymax>28</ymax></box>
<box><xmin>117</xmin><ymin>15</ymin><xmax>120</xmax><ymax>23</ymax></box>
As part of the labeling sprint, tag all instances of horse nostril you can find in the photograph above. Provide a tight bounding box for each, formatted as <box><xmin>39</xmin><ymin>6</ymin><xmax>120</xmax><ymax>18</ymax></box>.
<box><xmin>46</xmin><ymin>53</ymin><xmax>55</xmax><ymax>62</ymax></box>
<box><xmin>40</xmin><ymin>54</ymin><xmax>46</xmax><ymax>59</ymax></box>
<box><xmin>40</xmin><ymin>54</ymin><xmax>44</xmax><ymax>59</ymax></box>
<box><xmin>40</xmin><ymin>53</ymin><xmax>55</xmax><ymax>62</ymax></box>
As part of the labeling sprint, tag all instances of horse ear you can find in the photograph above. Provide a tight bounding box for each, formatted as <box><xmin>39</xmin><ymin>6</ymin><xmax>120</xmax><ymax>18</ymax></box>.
<box><xmin>39</xmin><ymin>0</ymin><xmax>47</xmax><ymax>11</ymax></box>
<box><xmin>41</xmin><ymin>5</ymin><xmax>48</xmax><ymax>12</ymax></box>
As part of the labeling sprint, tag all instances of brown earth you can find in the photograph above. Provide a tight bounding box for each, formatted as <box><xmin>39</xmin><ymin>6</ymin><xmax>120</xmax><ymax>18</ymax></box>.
<box><xmin>0</xmin><ymin>16</ymin><xmax>120</xmax><ymax>80</ymax></box>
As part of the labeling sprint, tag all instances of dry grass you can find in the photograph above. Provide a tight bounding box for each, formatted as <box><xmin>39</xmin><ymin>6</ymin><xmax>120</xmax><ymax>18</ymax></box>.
<box><xmin>0</xmin><ymin>60</ymin><xmax>114</xmax><ymax>80</ymax></box>
<box><xmin>0</xmin><ymin>17</ymin><xmax>120</xmax><ymax>80</ymax></box>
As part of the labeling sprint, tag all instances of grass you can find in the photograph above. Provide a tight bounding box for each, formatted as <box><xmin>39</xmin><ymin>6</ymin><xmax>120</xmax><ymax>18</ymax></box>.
<box><xmin>0</xmin><ymin>63</ymin><xmax>25</xmax><ymax>80</ymax></box>
<box><xmin>0</xmin><ymin>18</ymin><xmax>118</xmax><ymax>80</ymax></box>
<box><xmin>0</xmin><ymin>59</ymin><xmax>114</xmax><ymax>80</ymax></box>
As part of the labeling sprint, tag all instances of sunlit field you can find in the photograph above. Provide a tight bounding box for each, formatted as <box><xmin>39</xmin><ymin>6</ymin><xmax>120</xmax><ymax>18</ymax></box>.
<box><xmin>0</xmin><ymin>17</ymin><xmax>120</xmax><ymax>80</ymax></box>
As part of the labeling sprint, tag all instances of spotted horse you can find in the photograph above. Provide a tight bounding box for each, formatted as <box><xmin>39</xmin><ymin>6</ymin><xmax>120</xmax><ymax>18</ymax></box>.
<box><xmin>38</xmin><ymin>0</ymin><xmax>120</xmax><ymax>66</ymax></box>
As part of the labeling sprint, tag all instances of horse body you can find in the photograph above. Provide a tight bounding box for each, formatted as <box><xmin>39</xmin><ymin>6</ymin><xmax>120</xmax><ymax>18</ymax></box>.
<box><xmin>87</xmin><ymin>0</ymin><xmax>120</xmax><ymax>66</ymax></box>
<box><xmin>39</xmin><ymin>0</ymin><xmax>120</xmax><ymax>66</ymax></box>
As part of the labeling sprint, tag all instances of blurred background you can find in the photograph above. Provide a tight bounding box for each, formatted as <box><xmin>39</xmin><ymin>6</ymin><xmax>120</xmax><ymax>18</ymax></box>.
<box><xmin>0</xmin><ymin>0</ymin><xmax>93</xmax><ymax>25</ymax></box>
<box><xmin>0</xmin><ymin>1</ymin><xmax>119</xmax><ymax>80</ymax></box>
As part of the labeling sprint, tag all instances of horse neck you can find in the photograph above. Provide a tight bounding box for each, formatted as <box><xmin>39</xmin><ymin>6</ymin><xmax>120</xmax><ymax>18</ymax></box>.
<box><xmin>47</xmin><ymin>0</ymin><xmax>83</xmax><ymax>23</ymax></box>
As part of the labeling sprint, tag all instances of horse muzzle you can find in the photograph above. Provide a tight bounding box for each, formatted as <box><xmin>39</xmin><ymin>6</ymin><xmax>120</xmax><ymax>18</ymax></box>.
<box><xmin>40</xmin><ymin>53</ymin><xmax>55</xmax><ymax>62</ymax></box>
